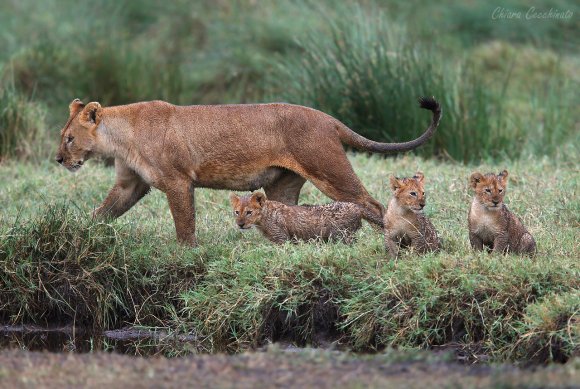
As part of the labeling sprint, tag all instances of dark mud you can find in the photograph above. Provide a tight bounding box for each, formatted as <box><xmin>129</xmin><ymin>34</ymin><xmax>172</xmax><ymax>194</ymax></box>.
<box><xmin>1</xmin><ymin>325</ymin><xmax>578</xmax><ymax>388</ymax></box>
<box><xmin>0</xmin><ymin>325</ymin><xmax>198</xmax><ymax>356</ymax></box>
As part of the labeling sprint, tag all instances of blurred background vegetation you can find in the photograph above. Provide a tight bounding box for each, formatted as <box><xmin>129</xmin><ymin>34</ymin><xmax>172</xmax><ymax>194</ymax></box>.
<box><xmin>0</xmin><ymin>0</ymin><xmax>578</xmax><ymax>163</ymax></box>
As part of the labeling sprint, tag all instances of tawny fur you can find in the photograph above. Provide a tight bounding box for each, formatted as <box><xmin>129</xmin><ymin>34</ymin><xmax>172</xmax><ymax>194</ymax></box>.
<box><xmin>383</xmin><ymin>172</ymin><xmax>441</xmax><ymax>259</ymax></box>
<box><xmin>229</xmin><ymin>192</ymin><xmax>382</xmax><ymax>244</ymax></box>
<box><xmin>468</xmin><ymin>170</ymin><xmax>536</xmax><ymax>256</ymax></box>
<box><xmin>56</xmin><ymin>97</ymin><xmax>440</xmax><ymax>246</ymax></box>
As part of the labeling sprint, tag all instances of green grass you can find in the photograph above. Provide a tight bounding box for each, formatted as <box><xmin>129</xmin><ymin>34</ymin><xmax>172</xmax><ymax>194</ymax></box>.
<box><xmin>0</xmin><ymin>1</ymin><xmax>578</xmax><ymax>161</ymax></box>
<box><xmin>0</xmin><ymin>155</ymin><xmax>577</xmax><ymax>362</ymax></box>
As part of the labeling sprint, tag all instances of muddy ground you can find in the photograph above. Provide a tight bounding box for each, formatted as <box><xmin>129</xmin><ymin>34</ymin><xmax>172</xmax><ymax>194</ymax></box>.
<box><xmin>0</xmin><ymin>347</ymin><xmax>578</xmax><ymax>389</ymax></box>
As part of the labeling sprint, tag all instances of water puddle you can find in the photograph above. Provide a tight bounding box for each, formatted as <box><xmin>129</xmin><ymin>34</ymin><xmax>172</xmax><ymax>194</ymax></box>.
<box><xmin>0</xmin><ymin>325</ymin><xmax>199</xmax><ymax>356</ymax></box>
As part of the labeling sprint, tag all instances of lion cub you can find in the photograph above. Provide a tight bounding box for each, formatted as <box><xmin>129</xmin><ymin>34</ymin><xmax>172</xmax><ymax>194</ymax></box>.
<box><xmin>468</xmin><ymin>170</ymin><xmax>536</xmax><ymax>255</ymax></box>
<box><xmin>229</xmin><ymin>192</ymin><xmax>380</xmax><ymax>244</ymax></box>
<box><xmin>383</xmin><ymin>172</ymin><xmax>441</xmax><ymax>259</ymax></box>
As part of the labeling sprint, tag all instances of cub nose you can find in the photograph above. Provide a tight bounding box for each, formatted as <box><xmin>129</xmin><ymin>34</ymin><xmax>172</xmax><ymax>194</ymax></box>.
<box><xmin>56</xmin><ymin>155</ymin><xmax>64</xmax><ymax>164</ymax></box>
<box><xmin>237</xmin><ymin>222</ymin><xmax>245</xmax><ymax>228</ymax></box>
<box><xmin>492</xmin><ymin>200</ymin><xmax>499</xmax><ymax>205</ymax></box>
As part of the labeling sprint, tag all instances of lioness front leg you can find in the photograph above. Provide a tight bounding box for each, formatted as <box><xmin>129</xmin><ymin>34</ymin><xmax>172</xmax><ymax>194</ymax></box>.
<box><xmin>94</xmin><ymin>160</ymin><xmax>150</xmax><ymax>219</ymax></box>
<box><xmin>165</xmin><ymin>183</ymin><xmax>197</xmax><ymax>246</ymax></box>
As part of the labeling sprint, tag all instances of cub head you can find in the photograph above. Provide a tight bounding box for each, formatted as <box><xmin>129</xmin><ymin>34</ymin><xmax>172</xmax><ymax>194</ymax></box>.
<box><xmin>229</xmin><ymin>191</ymin><xmax>267</xmax><ymax>229</ymax></box>
<box><xmin>389</xmin><ymin>172</ymin><xmax>426</xmax><ymax>213</ymax></box>
<box><xmin>55</xmin><ymin>99</ymin><xmax>103</xmax><ymax>172</ymax></box>
<box><xmin>470</xmin><ymin>170</ymin><xmax>508</xmax><ymax>210</ymax></box>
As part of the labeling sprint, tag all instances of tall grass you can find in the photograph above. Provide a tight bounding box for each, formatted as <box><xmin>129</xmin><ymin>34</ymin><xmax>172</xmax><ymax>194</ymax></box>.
<box><xmin>0</xmin><ymin>1</ymin><xmax>577</xmax><ymax>162</ymax></box>
<box><xmin>0</xmin><ymin>78</ymin><xmax>47</xmax><ymax>161</ymax></box>
<box><xmin>269</xmin><ymin>4</ymin><xmax>579</xmax><ymax>162</ymax></box>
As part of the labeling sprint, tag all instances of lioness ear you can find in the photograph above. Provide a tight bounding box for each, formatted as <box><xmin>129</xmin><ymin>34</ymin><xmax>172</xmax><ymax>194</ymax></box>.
<box><xmin>413</xmin><ymin>171</ymin><xmax>424</xmax><ymax>183</ymax></box>
<box><xmin>252</xmin><ymin>192</ymin><xmax>267</xmax><ymax>207</ymax></box>
<box><xmin>470</xmin><ymin>172</ymin><xmax>484</xmax><ymax>189</ymax></box>
<box><xmin>80</xmin><ymin>102</ymin><xmax>102</xmax><ymax>126</ymax></box>
<box><xmin>390</xmin><ymin>176</ymin><xmax>401</xmax><ymax>191</ymax></box>
<box><xmin>69</xmin><ymin>98</ymin><xmax>85</xmax><ymax>117</ymax></box>
<box><xmin>229</xmin><ymin>193</ymin><xmax>240</xmax><ymax>207</ymax></box>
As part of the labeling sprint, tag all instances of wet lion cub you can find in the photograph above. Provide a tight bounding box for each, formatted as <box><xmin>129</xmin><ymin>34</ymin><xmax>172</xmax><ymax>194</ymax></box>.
<box><xmin>384</xmin><ymin>172</ymin><xmax>441</xmax><ymax>258</ymax></box>
<box><xmin>229</xmin><ymin>192</ymin><xmax>381</xmax><ymax>244</ymax></box>
<box><xmin>468</xmin><ymin>170</ymin><xmax>536</xmax><ymax>255</ymax></box>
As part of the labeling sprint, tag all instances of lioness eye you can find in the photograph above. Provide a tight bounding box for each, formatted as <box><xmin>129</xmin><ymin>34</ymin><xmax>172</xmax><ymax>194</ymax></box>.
<box><xmin>499</xmin><ymin>189</ymin><xmax>503</xmax><ymax>193</ymax></box>
<box><xmin>246</xmin><ymin>211</ymin><xmax>252</xmax><ymax>215</ymax></box>
<box><xmin>422</xmin><ymin>192</ymin><xmax>425</xmax><ymax>196</ymax></box>
<box><xmin>410</xmin><ymin>192</ymin><xmax>417</xmax><ymax>197</ymax></box>
<box><xmin>485</xmin><ymin>188</ymin><xmax>491</xmax><ymax>193</ymax></box>
<box><xmin>66</xmin><ymin>136</ymin><xmax>74</xmax><ymax>144</ymax></box>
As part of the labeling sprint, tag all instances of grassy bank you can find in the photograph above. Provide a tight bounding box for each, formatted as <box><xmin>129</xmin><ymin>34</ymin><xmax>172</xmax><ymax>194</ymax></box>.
<box><xmin>0</xmin><ymin>156</ymin><xmax>577</xmax><ymax>363</ymax></box>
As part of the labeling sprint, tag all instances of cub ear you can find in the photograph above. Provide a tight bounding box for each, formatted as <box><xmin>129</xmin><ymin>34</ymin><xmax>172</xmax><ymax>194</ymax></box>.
<box><xmin>470</xmin><ymin>172</ymin><xmax>484</xmax><ymax>189</ymax></box>
<box><xmin>229</xmin><ymin>193</ymin><xmax>240</xmax><ymax>207</ymax></box>
<box><xmin>389</xmin><ymin>176</ymin><xmax>401</xmax><ymax>191</ymax></box>
<box><xmin>69</xmin><ymin>98</ymin><xmax>85</xmax><ymax>117</ymax></box>
<box><xmin>413</xmin><ymin>171</ymin><xmax>424</xmax><ymax>183</ymax></box>
<box><xmin>498</xmin><ymin>170</ymin><xmax>509</xmax><ymax>181</ymax></box>
<box><xmin>79</xmin><ymin>102</ymin><xmax>102</xmax><ymax>126</ymax></box>
<box><xmin>251</xmin><ymin>192</ymin><xmax>267</xmax><ymax>207</ymax></box>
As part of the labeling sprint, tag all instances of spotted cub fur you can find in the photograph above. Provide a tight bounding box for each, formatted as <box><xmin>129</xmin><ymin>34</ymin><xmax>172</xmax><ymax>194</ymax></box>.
<box><xmin>383</xmin><ymin>172</ymin><xmax>441</xmax><ymax>259</ymax></box>
<box><xmin>229</xmin><ymin>192</ymin><xmax>381</xmax><ymax>244</ymax></box>
<box><xmin>468</xmin><ymin>170</ymin><xmax>536</xmax><ymax>255</ymax></box>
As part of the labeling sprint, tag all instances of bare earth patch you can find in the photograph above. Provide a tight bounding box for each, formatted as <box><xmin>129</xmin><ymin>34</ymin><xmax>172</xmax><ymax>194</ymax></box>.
<box><xmin>0</xmin><ymin>348</ymin><xmax>577</xmax><ymax>389</ymax></box>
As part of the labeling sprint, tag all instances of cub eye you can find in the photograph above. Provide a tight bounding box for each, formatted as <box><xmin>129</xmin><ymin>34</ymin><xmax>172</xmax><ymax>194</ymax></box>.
<box><xmin>234</xmin><ymin>211</ymin><xmax>239</xmax><ymax>215</ymax></box>
<box><xmin>422</xmin><ymin>192</ymin><xmax>425</xmax><ymax>196</ymax></box>
<box><xmin>410</xmin><ymin>192</ymin><xmax>417</xmax><ymax>197</ymax></box>
<box><xmin>246</xmin><ymin>210</ymin><xmax>253</xmax><ymax>215</ymax></box>
<box><xmin>498</xmin><ymin>189</ymin><xmax>503</xmax><ymax>193</ymax></box>
<box><xmin>485</xmin><ymin>188</ymin><xmax>491</xmax><ymax>194</ymax></box>
<box><xmin>66</xmin><ymin>136</ymin><xmax>74</xmax><ymax>144</ymax></box>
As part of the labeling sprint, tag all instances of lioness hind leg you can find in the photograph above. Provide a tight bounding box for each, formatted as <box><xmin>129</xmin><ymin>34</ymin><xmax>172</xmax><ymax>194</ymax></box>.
<box><xmin>263</xmin><ymin>170</ymin><xmax>306</xmax><ymax>205</ymax></box>
<box><xmin>289</xmin><ymin>149</ymin><xmax>384</xmax><ymax>227</ymax></box>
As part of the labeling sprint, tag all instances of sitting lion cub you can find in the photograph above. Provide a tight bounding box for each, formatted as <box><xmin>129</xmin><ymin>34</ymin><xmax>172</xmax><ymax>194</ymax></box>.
<box><xmin>384</xmin><ymin>172</ymin><xmax>441</xmax><ymax>259</ymax></box>
<box><xmin>468</xmin><ymin>170</ymin><xmax>536</xmax><ymax>255</ymax></box>
<box><xmin>229</xmin><ymin>192</ymin><xmax>380</xmax><ymax>244</ymax></box>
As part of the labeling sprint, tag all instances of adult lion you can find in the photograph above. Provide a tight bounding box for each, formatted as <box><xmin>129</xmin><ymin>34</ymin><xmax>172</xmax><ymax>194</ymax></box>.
<box><xmin>56</xmin><ymin>97</ymin><xmax>441</xmax><ymax>246</ymax></box>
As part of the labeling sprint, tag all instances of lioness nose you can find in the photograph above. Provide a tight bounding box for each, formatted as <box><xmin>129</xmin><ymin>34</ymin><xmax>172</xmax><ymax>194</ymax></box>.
<box><xmin>56</xmin><ymin>155</ymin><xmax>64</xmax><ymax>164</ymax></box>
<box><xmin>492</xmin><ymin>200</ymin><xmax>499</xmax><ymax>205</ymax></box>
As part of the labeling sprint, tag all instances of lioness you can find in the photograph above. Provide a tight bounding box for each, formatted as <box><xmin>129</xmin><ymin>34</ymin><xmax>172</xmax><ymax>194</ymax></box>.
<box><xmin>56</xmin><ymin>97</ymin><xmax>441</xmax><ymax>246</ymax></box>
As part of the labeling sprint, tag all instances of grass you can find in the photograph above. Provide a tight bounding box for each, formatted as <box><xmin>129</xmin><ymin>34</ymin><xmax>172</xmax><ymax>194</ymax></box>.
<box><xmin>0</xmin><ymin>155</ymin><xmax>577</xmax><ymax>362</ymax></box>
<box><xmin>0</xmin><ymin>1</ymin><xmax>578</xmax><ymax>161</ymax></box>
<box><xmin>270</xmin><ymin>3</ymin><xmax>579</xmax><ymax>162</ymax></box>
<box><xmin>0</xmin><ymin>79</ymin><xmax>47</xmax><ymax>161</ymax></box>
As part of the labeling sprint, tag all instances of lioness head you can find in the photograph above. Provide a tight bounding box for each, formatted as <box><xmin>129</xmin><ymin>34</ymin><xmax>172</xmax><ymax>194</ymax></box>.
<box><xmin>470</xmin><ymin>170</ymin><xmax>508</xmax><ymax>210</ymax></box>
<box><xmin>229</xmin><ymin>192</ymin><xmax>267</xmax><ymax>229</ymax></box>
<box><xmin>55</xmin><ymin>99</ymin><xmax>103</xmax><ymax>172</ymax></box>
<box><xmin>390</xmin><ymin>172</ymin><xmax>426</xmax><ymax>213</ymax></box>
